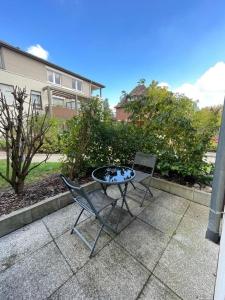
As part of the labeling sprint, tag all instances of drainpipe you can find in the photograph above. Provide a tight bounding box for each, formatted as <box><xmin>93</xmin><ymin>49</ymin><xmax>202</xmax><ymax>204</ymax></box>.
<box><xmin>206</xmin><ymin>99</ymin><xmax>225</xmax><ymax>242</ymax></box>
<box><xmin>214</xmin><ymin>209</ymin><xmax>225</xmax><ymax>299</ymax></box>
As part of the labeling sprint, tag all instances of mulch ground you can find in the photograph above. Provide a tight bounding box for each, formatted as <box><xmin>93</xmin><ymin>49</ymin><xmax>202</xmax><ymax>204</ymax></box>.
<box><xmin>0</xmin><ymin>174</ymin><xmax>91</xmax><ymax>216</ymax></box>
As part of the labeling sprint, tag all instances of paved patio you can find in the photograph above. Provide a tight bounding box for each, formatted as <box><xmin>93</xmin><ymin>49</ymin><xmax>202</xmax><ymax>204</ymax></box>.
<box><xmin>0</xmin><ymin>185</ymin><xmax>219</xmax><ymax>299</ymax></box>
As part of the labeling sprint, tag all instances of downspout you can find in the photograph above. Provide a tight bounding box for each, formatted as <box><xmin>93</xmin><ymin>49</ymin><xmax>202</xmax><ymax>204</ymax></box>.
<box><xmin>214</xmin><ymin>209</ymin><xmax>225</xmax><ymax>299</ymax></box>
<box><xmin>206</xmin><ymin>99</ymin><xmax>225</xmax><ymax>242</ymax></box>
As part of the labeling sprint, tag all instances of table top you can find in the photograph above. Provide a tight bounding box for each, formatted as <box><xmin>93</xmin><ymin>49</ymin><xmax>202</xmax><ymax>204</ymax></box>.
<box><xmin>92</xmin><ymin>166</ymin><xmax>136</xmax><ymax>185</ymax></box>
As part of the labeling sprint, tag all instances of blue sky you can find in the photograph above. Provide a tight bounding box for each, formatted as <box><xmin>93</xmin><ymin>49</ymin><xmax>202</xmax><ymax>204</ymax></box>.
<box><xmin>1</xmin><ymin>0</ymin><xmax>225</xmax><ymax>107</ymax></box>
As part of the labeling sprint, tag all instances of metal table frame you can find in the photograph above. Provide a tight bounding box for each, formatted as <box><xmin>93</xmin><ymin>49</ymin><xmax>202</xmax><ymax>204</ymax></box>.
<box><xmin>92</xmin><ymin>166</ymin><xmax>136</xmax><ymax>230</ymax></box>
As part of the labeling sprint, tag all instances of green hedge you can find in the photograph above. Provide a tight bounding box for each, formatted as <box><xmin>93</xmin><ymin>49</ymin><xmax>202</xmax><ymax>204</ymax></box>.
<box><xmin>61</xmin><ymin>92</ymin><xmax>216</xmax><ymax>185</ymax></box>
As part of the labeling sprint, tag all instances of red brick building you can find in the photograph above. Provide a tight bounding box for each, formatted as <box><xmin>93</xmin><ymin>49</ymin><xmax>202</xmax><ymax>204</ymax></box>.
<box><xmin>115</xmin><ymin>84</ymin><xmax>147</xmax><ymax>121</ymax></box>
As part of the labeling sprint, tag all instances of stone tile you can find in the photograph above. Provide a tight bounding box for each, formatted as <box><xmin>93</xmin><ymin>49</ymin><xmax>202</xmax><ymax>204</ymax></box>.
<box><xmin>0</xmin><ymin>242</ymin><xmax>73</xmax><ymax>300</ymax></box>
<box><xmin>49</xmin><ymin>275</ymin><xmax>86</xmax><ymax>299</ymax></box>
<box><xmin>126</xmin><ymin>188</ymin><xmax>154</xmax><ymax>207</ymax></box>
<box><xmin>55</xmin><ymin>218</ymin><xmax>111</xmax><ymax>272</ymax></box>
<box><xmin>115</xmin><ymin>219</ymin><xmax>170</xmax><ymax>271</ymax></box>
<box><xmin>75</xmin><ymin>241</ymin><xmax>150</xmax><ymax>299</ymax></box>
<box><xmin>42</xmin><ymin>203</ymin><xmax>88</xmax><ymax>238</ymax></box>
<box><xmin>138</xmin><ymin>203</ymin><xmax>182</xmax><ymax>235</ymax></box>
<box><xmin>154</xmin><ymin>238</ymin><xmax>219</xmax><ymax>300</ymax></box>
<box><xmin>102</xmin><ymin>205</ymin><xmax>135</xmax><ymax>235</ymax></box>
<box><xmin>139</xmin><ymin>275</ymin><xmax>181</xmax><ymax>300</ymax></box>
<box><xmin>185</xmin><ymin>202</ymin><xmax>210</xmax><ymax>224</ymax></box>
<box><xmin>154</xmin><ymin>193</ymin><xmax>190</xmax><ymax>215</ymax></box>
<box><xmin>0</xmin><ymin>220</ymin><xmax>52</xmax><ymax>272</ymax></box>
<box><xmin>173</xmin><ymin>214</ymin><xmax>216</xmax><ymax>250</ymax></box>
<box><xmin>106</xmin><ymin>183</ymin><xmax>133</xmax><ymax>199</ymax></box>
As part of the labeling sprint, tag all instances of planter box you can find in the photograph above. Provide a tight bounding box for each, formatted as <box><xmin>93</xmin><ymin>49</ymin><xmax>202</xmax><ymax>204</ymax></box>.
<box><xmin>0</xmin><ymin>176</ymin><xmax>211</xmax><ymax>238</ymax></box>
<box><xmin>148</xmin><ymin>177</ymin><xmax>210</xmax><ymax>207</ymax></box>
<box><xmin>0</xmin><ymin>181</ymin><xmax>100</xmax><ymax>238</ymax></box>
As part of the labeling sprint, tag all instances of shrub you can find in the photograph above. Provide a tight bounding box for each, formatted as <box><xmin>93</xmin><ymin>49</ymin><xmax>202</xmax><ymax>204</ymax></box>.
<box><xmin>0</xmin><ymin>138</ymin><xmax>6</xmax><ymax>151</ymax></box>
<box><xmin>61</xmin><ymin>83</ymin><xmax>217</xmax><ymax>185</ymax></box>
<box><xmin>39</xmin><ymin>117</ymin><xmax>63</xmax><ymax>154</ymax></box>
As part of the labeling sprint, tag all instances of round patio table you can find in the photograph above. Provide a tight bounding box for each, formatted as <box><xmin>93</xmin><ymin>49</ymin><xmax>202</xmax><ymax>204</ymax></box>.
<box><xmin>92</xmin><ymin>166</ymin><xmax>136</xmax><ymax>220</ymax></box>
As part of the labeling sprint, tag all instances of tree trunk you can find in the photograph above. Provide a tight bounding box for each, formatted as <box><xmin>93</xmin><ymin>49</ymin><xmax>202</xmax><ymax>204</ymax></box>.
<box><xmin>14</xmin><ymin>180</ymin><xmax>25</xmax><ymax>195</ymax></box>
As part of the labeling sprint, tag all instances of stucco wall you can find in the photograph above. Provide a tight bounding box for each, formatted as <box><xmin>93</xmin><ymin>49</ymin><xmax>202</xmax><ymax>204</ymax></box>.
<box><xmin>2</xmin><ymin>47</ymin><xmax>92</xmax><ymax>98</ymax></box>
<box><xmin>2</xmin><ymin>47</ymin><xmax>46</xmax><ymax>82</ymax></box>
<box><xmin>0</xmin><ymin>69</ymin><xmax>48</xmax><ymax>111</ymax></box>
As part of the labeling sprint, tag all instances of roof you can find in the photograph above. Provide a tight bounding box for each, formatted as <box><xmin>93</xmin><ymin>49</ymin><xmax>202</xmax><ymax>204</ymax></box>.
<box><xmin>115</xmin><ymin>84</ymin><xmax>147</xmax><ymax>108</ymax></box>
<box><xmin>0</xmin><ymin>40</ymin><xmax>105</xmax><ymax>88</ymax></box>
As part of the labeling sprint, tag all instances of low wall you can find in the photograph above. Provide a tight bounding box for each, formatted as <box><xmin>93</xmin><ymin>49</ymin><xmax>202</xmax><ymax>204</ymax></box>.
<box><xmin>149</xmin><ymin>177</ymin><xmax>211</xmax><ymax>207</ymax></box>
<box><xmin>0</xmin><ymin>177</ymin><xmax>211</xmax><ymax>238</ymax></box>
<box><xmin>0</xmin><ymin>181</ymin><xmax>100</xmax><ymax>238</ymax></box>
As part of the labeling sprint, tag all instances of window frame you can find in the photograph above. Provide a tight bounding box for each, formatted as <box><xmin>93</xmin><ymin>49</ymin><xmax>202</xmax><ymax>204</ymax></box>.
<box><xmin>31</xmin><ymin>90</ymin><xmax>42</xmax><ymax>110</ymax></box>
<box><xmin>0</xmin><ymin>83</ymin><xmax>14</xmax><ymax>106</ymax></box>
<box><xmin>52</xmin><ymin>95</ymin><xmax>65</xmax><ymax>107</ymax></box>
<box><xmin>72</xmin><ymin>78</ymin><xmax>83</xmax><ymax>92</ymax></box>
<box><xmin>47</xmin><ymin>69</ymin><xmax>62</xmax><ymax>85</ymax></box>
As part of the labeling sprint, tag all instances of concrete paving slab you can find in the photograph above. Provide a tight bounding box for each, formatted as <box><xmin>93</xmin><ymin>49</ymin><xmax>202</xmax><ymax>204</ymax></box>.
<box><xmin>49</xmin><ymin>275</ymin><xmax>86</xmax><ymax>299</ymax></box>
<box><xmin>55</xmin><ymin>218</ymin><xmax>111</xmax><ymax>272</ymax></box>
<box><xmin>115</xmin><ymin>219</ymin><xmax>170</xmax><ymax>271</ymax></box>
<box><xmin>185</xmin><ymin>202</ymin><xmax>210</xmax><ymax>223</ymax></box>
<box><xmin>126</xmin><ymin>188</ymin><xmax>153</xmax><ymax>206</ymax></box>
<box><xmin>154</xmin><ymin>193</ymin><xmax>190</xmax><ymax>215</ymax></box>
<box><xmin>139</xmin><ymin>275</ymin><xmax>181</xmax><ymax>299</ymax></box>
<box><xmin>154</xmin><ymin>238</ymin><xmax>218</xmax><ymax>300</ymax></box>
<box><xmin>75</xmin><ymin>241</ymin><xmax>150</xmax><ymax>299</ymax></box>
<box><xmin>138</xmin><ymin>203</ymin><xmax>183</xmax><ymax>235</ymax></box>
<box><xmin>0</xmin><ymin>242</ymin><xmax>73</xmax><ymax>300</ymax></box>
<box><xmin>42</xmin><ymin>203</ymin><xmax>88</xmax><ymax>238</ymax></box>
<box><xmin>102</xmin><ymin>205</ymin><xmax>135</xmax><ymax>235</ymax></box>
<box><xmin>173</xmin><ymin>214</ymin><xmax>217</xmax><ymax>250</ymax></box>
<box><xmin>0</xmin><ymin>220</ymin><xmax>52</xmax><ymax>272</ymax></box>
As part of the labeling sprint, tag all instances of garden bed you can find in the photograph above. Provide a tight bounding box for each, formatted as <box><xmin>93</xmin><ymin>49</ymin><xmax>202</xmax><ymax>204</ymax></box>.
<box><xmin>0</xmin><ymin>174</ymin><xmax>92</xmax><ymax>216</ymax></box>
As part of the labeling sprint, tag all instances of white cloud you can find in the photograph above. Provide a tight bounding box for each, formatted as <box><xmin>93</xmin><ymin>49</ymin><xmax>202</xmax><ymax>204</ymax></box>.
<box><xmin>27</xmin><ymin>44</ymin><xmax>49</xmax><ymax>60</ymax></box>
<box><xmin>174</xmin><ymin>62</ymin><xmax>225</xmax><ymax>108</ymax></box>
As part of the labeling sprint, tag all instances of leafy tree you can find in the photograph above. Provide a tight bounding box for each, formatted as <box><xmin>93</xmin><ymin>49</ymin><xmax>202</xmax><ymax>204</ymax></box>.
<box><xmin>125</xmin><ymin>81</ymin><xmax>214</xmax><ymax>181</ymax></box>
<box><xmin>103</xmin><ymin>98</ymin><xmax>114</xmax><ymax>121</ymax></box>
<box><xmin>0</xmin><ymin>87</ymin><xmax>51</xmax><ymax>194</ymax></box>
<box><xmin>137</xmin><ymin>78</ymin><xmax>146</xmax><ymax>85</ymax></box>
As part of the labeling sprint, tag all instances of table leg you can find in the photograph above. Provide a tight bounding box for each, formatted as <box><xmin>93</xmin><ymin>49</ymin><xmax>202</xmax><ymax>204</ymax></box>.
<box><xmin>118</xmin><ymin>183</ymin><xmax>133</xmax><ymax>217</ymax></box>
<box><xmin>101</xmin><ymin>183</ymin><xmax>108</xmax><ymax>195</ymax></box>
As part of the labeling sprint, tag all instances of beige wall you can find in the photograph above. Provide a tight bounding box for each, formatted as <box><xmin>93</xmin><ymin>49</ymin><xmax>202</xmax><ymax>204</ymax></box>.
<box><xmin>2</xmin><ymin>48</ymin><xmax>46</xmax><ymax>82</ymax></box>
<box><xmin>0</xmin><ymin>69</ymin><xmax>48</xmax><ymax>111</ymax></box>
<box><xmin>2</xmin><ymin>47</ymin><xmax>92</xmax><ymax>98</ymax></box>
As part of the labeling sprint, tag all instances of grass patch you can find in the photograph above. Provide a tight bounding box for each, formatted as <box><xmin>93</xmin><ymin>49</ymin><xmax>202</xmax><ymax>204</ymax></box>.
<box><xmin>0</xmin><ymin>160</ymin><xmax>61</xmax><ymax>189</ymax></box>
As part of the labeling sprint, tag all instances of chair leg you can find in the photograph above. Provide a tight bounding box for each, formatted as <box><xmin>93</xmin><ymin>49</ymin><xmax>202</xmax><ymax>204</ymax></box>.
<box><xmin>71</xmin><ymin>208</ymin><xmax>85</xmax><ymax>234</ymax></box>
<box><xmin>89</xmin><ymin>223</ymin><xmax>104</xmax><ymax>258</ymax></box>
<box><xmin>90</xmin><ymin>202</ymin><xmax>117</xmax><ymax>257</ymax></box>
<box><xmin>130</xmin><ymin>181</ymin><xmax>136</xmax><ymax>190</ymax></box>
<box><xmin>140</xmin><ymin>184</ymin><xmax>153</xmax><ymax>207</ymax></box>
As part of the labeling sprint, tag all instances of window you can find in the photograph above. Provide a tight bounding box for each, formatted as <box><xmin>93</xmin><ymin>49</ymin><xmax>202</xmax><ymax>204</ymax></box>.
<box><xmin>72</xmin><ymin>79</ymin><xmax>83</xmax><ymax>92</ymax></box>
<box><xmin>31</xmin><ymin>91</ymin><xmax>42</xmax><ymax>109</ymax></box>
<box><xmin>66</xmin><ymin>101</ymin><xmax>76</xmax><ymax>109</ymax></box>
<box><xmin>0</xmin><ymin>84</ymin><xmax>14</xmax><ymax>105</ymax></box>
<box><xmin>77</xmin><ymin>80</ymin><xmax>82</xmax><ymax>92</ymax></box>
<box><xmin>47</xmin><ymin>70</ymin><xmax>61</xmax><ymax>85</ymax></box>
<box><xmin>53</xmin><ymin>96</ymin><xmax>64</xmax><ymax>106</ymax></box>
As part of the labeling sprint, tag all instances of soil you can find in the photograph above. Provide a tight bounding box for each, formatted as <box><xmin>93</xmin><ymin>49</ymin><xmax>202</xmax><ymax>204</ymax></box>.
<box><xmin>0</xmin><ymin>174</ymin><xmax>92</xmax><ymax>217</ymax></box>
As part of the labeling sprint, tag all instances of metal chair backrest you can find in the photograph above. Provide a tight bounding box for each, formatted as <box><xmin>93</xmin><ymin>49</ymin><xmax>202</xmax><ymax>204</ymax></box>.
<box><xmin>60</xmin><ymin>174</ymin><xmax>98</xmax><ymax>215</ymax></box>
<box><xmin>133</xmin><ymin>152</ymin><xmax>157</xmax><ymax>173</ymax></box>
